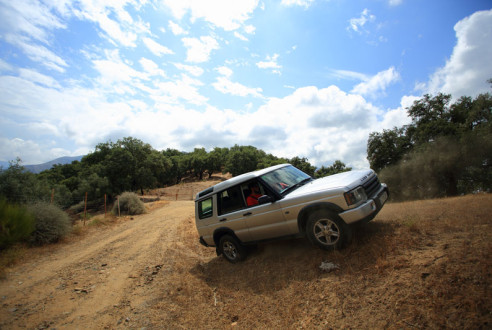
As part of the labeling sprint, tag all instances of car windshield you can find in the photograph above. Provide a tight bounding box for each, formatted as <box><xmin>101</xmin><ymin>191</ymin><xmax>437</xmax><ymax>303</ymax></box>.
<box><xmin>260</xmin><ymin>165</ymin><xmax>312</xmax><ymax>195</ymax></box>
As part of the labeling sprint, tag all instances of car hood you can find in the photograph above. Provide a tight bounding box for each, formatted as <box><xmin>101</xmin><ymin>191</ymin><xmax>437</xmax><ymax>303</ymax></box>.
<box><xmin>285</xmin><ymin>169</ymin><xmax>374</xmax><ymax>197</ymax></box>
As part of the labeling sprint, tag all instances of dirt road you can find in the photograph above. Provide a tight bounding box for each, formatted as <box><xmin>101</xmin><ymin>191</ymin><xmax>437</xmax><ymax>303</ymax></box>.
<box><xmin>0</xmin><ymin>201</ymin><xmax>214</xmax><ymax>329</ymax></box>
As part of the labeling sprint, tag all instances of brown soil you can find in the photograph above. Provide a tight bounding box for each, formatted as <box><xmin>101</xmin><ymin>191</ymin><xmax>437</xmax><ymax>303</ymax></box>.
<box><xmin>0</xmin><ymin>191</ymin><xmax>491</xmax><ymax>329</ymax></box>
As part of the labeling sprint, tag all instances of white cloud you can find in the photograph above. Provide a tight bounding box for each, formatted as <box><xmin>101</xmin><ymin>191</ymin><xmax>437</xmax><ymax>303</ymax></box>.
<box><xmin>348</xmin><ymin>8</ymin><xmax>376</xmax><ymax>33</ymax></box>
<box><xmin>92</xmin><ymin>50</ymin><xmax>147</xmax><ymax>88</ymax></box>
<box><xmin>152</xmin><ymin>74</ymin><xmax>208</xmax><ymax>106</ymax></box>
<box><xmin>244</xmin><ymin>24</ymin><xmax>256</xmax><ymax>34</ymax></box>
<box><xmin>173</xmin><ymin>63</ymin><xmax>204</xmax><ymax>77</ymax></box>
<box><xmin>426</xmin><ymin>9</ymin><xmax>492</xmax><ymax>99</ymax></box>
<box><xmin>281</xmin><ymin>0</ymin><xmax>315</xmax><ymax>9</ymax></box>
<box><xmin>212</xmin><ymin>76</ymin><xmax>263</xmax><ymax>98</ymax></box>
<box><xmin>4</xmin><ymin>34</ymin><xmax>68</xmax><ymax>72</ymax></box>
<box><xmin>331</xmin><ymin>69</ymin><xmax>368</xmax><ymax>81</ymax></box>
<box><xmin>162</xmin><ymin>0</ymin><xmax>259</xmax><ymax>31</ymax></box>
<box><xmin>139</xmin><ymin>58</ymin><xmax>166</xmax><ymax>77</ymax></box>
<box><xmin>168</xmin><ymin>20</ymin><xmax>187</xmax><ymax>35</ymax></box>
<box><xmin>0</xmin><ymin>59</ymin><xmax>13</xmax><ymax>72</ymax></box>
<box><xmin>234</xmin><ymin>31</ymin><xmax>248</xmax><ymax>41</ymax></box>
<box><xmin>250</xmin><ymin>85</ymin><xmax>381</xmax><ymax>168</ymax></box>
<box><xmin>19</xmin><ymin>68</ymin><xmax>61</xmax><ymax>88</ymax></box>
<box><xmin>182</xmin><ymin>36</ymin><xmax>219</xmax><ymax>63</ymax></box>
<box><xmin>72</xmin><ymin>0</ymin><xmax>150</xmax><ymax>47</ymax></box>
<box><xmin>388</xmin><ymin>0</ymin><xmax>403</xmax><ymax>6</ymax></box>
<box><xmin>216</xmin><ymin>66</ymin><xmax>233</xmax><ymax>77</ymax></box>
<box><xmin>0</xmin><ymin>72</ymin><xmax>137</xmax><ymax>153</ymax></box>
<box><xmin>94</xmin><ymin>12</ymin><xmax>137</xmax><ymax>46</ymax></box>
<box><xmin>0</xmin><ymin>0</ymin><xmax>66</xmax><ymax>44</ymax></box>
<box><xmin>351</xmin><ymin>67</ymin><xmax>400</xmax><ymax>98</ymax></box>
<box><xmin>143</xmin><ymin>37</ymin><xmax>174</xmax><ymax>56</ymax></box>
<box><xmin>256</xmin><ymin>54</ymin><xmax>281</xmax><ymax>74</ymax></box>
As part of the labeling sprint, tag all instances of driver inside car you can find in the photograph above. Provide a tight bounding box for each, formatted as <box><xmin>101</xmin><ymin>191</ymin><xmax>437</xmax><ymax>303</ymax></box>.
<box><xmin>246</xmin><ymin>182</ymin><xmax>262</xmax><ymax>206</ymax></box>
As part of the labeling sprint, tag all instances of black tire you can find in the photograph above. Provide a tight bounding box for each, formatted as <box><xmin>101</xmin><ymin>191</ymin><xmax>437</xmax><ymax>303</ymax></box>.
<box><xmin>306</xmin><ymin>210</ymin><xmax>351</xmax><ymax>250</ymax></box>
<box><xmin>219</xmin><ymin>235</ymin><xmax>247</xmax><ymax>263</ymax></box>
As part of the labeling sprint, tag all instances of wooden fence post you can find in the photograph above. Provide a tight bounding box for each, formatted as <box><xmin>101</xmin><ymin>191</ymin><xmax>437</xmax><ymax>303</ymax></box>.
<box><xmin>104</xmin><ymin>194</ymin><xmax>107</xmax><ymax>217</ymax></box>
<box><xmin>50</xmin><ymin>188</ymin><xmax>54</xmax><ymax>204</ymax></box>
<box><xmin>117</xmin><ymin>196</ymin><xmax>121</xmax><ymax>217</ymax></box>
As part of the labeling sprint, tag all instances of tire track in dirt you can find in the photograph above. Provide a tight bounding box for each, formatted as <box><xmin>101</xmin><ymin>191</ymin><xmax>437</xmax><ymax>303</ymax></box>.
<box><xmin>0</xmin><ymin>201</ymin><xmax>196</xmax><ymax>329</ymax></box>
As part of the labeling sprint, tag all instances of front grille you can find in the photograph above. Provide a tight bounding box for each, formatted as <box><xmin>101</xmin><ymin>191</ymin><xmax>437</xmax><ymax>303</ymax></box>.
<box><xmin>363</xmin><ymin>175</ymin><xmax>381</xmax><ymax>198</ymax></box>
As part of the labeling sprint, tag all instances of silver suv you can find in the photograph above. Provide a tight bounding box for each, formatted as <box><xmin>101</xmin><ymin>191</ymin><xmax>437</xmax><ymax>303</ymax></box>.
<box><xmin>194</xmin><ymin>164</ymin><xmax>388</xmax><ymax>263</ymax></box>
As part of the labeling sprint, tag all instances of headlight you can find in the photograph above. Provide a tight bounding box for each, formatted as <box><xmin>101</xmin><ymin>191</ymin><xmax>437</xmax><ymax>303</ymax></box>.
<box><xmin>344</xmin><ymin>186</ymin><xmax>367</xmax><ymax>206</ymax></box>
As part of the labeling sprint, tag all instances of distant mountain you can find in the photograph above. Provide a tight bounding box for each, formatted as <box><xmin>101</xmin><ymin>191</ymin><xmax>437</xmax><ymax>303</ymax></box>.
<box><xmin>25</xmin><ymin>156</ymin><xmax>84</xmax><ymax>173</ymax></box>
<box><xmin>0</xmin><ymin>156</ymin><xmax>84</xmax><ymax>173</ymax></box>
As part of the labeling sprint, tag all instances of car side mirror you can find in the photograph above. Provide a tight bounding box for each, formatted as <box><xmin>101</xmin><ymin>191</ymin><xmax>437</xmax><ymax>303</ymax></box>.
<box><xmin>258</xmin><ymin>195</ymin><xmax>274</xmax><ymax>205</ymax></box>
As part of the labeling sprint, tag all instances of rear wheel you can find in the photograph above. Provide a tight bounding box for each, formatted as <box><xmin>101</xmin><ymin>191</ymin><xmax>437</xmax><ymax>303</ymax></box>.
<box><xmin>219</xmin><ymin>235</ymin><xmax>247</xmax><ymax>263</ymax></box>
<box><xmin>306</xmin><ymin>211</ymin><xmax>351</xmax><ymax>250</ymax></box>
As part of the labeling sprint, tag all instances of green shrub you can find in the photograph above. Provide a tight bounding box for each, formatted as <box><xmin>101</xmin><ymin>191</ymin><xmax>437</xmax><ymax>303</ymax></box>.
<box><xmin>112</xmin><ymin>192</ymin><xmax>145</xmax><ymax>215</ymax></box>
<box><xmin>0</xmin><ymin>198</ymin><xmax>35</xmax><ymax>250</ymax></box>
<box><xmin>27</xmin><ymin>202</ymin><xmax>71</xmax><ymax>246</ymax></box>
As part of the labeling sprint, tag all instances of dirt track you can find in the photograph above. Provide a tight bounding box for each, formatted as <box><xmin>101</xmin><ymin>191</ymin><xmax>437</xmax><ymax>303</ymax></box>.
<box><xmin>0</xmin><ymin>201</ymin><xmax>212</xmax><ymax>329</ymax></box>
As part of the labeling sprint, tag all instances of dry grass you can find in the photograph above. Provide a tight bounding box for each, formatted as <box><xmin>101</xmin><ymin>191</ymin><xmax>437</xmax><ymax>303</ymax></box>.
<box><xmin>144</xmin><ymin>194</ymin><xmax>491</xmax><ymax>329</ymax></box>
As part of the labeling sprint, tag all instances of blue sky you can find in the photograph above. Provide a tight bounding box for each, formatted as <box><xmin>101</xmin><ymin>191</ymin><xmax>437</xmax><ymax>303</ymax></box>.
<box><xmin>1</xmin><ymin>0</ymin><xmax>491</xmax><ymax>169</ymax></box>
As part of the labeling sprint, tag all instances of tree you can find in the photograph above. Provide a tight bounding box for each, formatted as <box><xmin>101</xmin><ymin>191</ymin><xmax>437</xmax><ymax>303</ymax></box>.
<box><xmin>407</xmin><ymin>93</ymin><xmax>457</xmax><ymax>145</ymax></box>
<box><xmin>257</xmin><ymin>151</ymin><xmax>286</xmax><ymax>169</ymax></box>
<box><xmin>73</xmin><ymin>172</ymin><xmax>110</xmax><ymax>202</ymax></box>
<box><xmin>190</xmin><ymin>148</ymin><xmax>209</xmax><ymax>180</ymax></box>
<box><xmin>224</xmin><ymin>145</ymin><xmax>261</xmax><ymax>177</ymax></box>
<box><xmin>0</xmin><ymin>158</ymin><xmax>50</xmax><ymax>204</ymax></box>
<box><xmin>314</xmin><ymin>160</ymin><xmax>352</xmax><ymax>178</ymax></box>
<box><xmin>288</xmin><ymin>157</ymin><xmax>316</xmax><ymax>176</ymax></box>
<box><xmin>207</xmin><ymin>147</ymin><xmax>229</xmax><ymax>178</ymax></box>
<box><xmin>81</xmin><ymin>137</ymin><xmax>171</xmax><ymax>195</ymax></box>
<box><xmin>367</xmin><ymin>126</ymin><xmax>413</xmax><ymax>172</ymax></box>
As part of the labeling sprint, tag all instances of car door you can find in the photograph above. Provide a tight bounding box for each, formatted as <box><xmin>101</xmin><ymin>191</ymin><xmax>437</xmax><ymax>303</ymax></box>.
<box><xmin>215</xmin><ymin>185</ymin><xmax>252</xmax><ymax>242</ymax></box>
<box><xmin>241</xmin><ymin>180</ymin><xmax>292</xmax><ymax>241</ymax></box>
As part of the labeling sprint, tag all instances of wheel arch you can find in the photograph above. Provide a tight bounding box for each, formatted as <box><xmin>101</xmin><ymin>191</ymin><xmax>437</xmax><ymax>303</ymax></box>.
<box><xmin>213</xmin><ymin>227</ymin><xmax>239</xmax><ymax>255</ymax></box>
<box><xmin>297</xmin><ymin>202</ymin><xmax>344</xmax><ymax>235</ymax></box>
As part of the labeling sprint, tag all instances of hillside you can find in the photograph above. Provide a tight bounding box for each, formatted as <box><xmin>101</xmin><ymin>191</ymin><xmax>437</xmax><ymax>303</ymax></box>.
<box><xmin>0</xmin><ymin>192</ymin><xmax>490</xmax><ymax>328</ymax></box>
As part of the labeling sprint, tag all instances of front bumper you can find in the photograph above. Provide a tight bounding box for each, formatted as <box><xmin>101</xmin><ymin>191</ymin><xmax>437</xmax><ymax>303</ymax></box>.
<box><xmin>339</xmin><ymin>184</ymin><xmax>388</xmax><ymax>225</ymax></box>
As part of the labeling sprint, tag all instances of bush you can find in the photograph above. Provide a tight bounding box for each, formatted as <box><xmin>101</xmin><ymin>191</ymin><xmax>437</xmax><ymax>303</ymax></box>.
<box><xmin>112</xmin><ymin>192</ymin><xmax>145</xmax><ymax>215</ymax></box>
<box><xmin>27</xmin><ymin>202</ymin><xmax>71</xmax><ymax>246</ymax></box>
<box><xmin>0</xmin><ymin>198</ymin><xmax>35</xmax><ymax>249</ymax></box>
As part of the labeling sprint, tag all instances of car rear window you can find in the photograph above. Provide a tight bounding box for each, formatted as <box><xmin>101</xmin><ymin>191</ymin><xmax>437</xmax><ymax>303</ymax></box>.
<box><xmin>198</xmin><ymin>197</ymin><xmax>213</xmax><ymax>219</ymax></box>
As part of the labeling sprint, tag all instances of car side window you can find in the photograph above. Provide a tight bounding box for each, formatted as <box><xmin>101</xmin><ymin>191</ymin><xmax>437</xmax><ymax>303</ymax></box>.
<box><xmin>218</xmin><ymin>185</ymin><xmax>245</xmax><ymax>215</ymax></box>
<box><xmin>241</xmin><ymin>180</ymin><xmax>269</xmax><ymax>207</ymax></box>
<box><xmin>198</xmin><ymin>197</ymin><xmax>213</xmax><ymax>219</ymax></box>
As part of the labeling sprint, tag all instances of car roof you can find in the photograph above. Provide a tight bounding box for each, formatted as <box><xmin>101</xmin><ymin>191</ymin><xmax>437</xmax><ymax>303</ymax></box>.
<box><xmin>195</xmin><ymin>163</ymin><xmax>290</xmax><ymax>200</ymax></box>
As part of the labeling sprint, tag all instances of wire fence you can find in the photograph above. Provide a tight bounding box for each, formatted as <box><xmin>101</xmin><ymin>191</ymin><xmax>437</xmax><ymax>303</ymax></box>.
<box><xmin>6</xmin><ymin>187</ymin><xmax>199</xmax><ymax>214</ymax></box>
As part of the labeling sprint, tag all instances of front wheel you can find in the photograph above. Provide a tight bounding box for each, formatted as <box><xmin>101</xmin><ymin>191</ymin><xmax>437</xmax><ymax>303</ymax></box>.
<box><xmin>219</xmin><ymin>235</ymin><xmax>247</xmax><ymax>263</ymax></box>
<box><xmin>306</xmin><ymin>211</ymin><xmax>351</xmax><ymax>250</ymax></box>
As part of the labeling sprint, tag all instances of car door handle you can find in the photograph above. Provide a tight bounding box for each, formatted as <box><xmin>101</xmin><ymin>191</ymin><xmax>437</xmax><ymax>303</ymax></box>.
<box><xmin>243</xmin><ymin>212</ymin><xmax>252</xmax><ymax>216</ymax></box>
<box><xmin>219</xmin><ymin>218</ymin><xmax>227</xmax><ymax>222</ymax></box>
